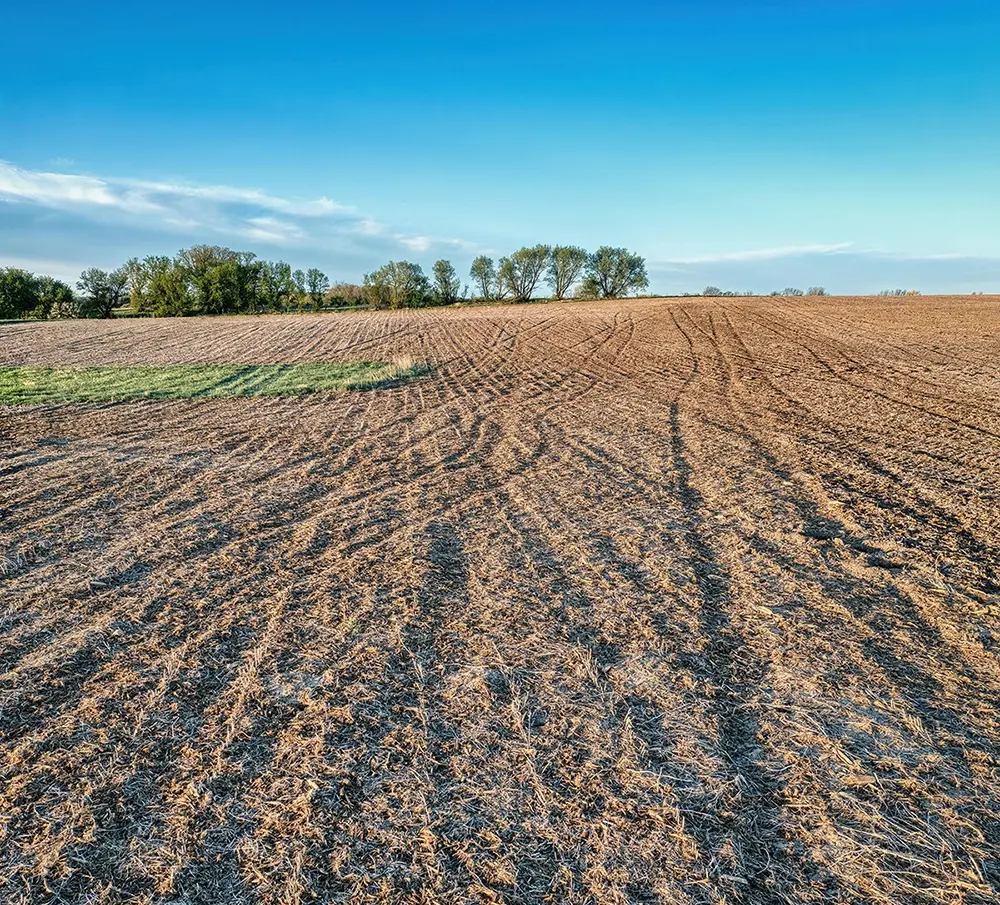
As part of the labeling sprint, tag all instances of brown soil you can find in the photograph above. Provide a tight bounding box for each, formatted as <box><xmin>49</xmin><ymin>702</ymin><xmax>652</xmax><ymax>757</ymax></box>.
<box><xmin>2</xmin><ymin>296</ymin><xmax>998</xmax><ymax>905</ymax></box>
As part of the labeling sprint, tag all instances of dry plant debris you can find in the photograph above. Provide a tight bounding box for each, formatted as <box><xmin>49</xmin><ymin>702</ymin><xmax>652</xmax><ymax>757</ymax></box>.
<box><xmin>1</xmin><ymin>296</ymin><xmax>998</xmax><ymax>904</ymax></box>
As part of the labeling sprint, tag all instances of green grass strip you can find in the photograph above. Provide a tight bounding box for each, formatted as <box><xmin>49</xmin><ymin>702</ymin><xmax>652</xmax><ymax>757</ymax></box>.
<box><xmin>0</xmin><ymin>362</ymin><xmax>426</xmax><ymax>405</ymax></box>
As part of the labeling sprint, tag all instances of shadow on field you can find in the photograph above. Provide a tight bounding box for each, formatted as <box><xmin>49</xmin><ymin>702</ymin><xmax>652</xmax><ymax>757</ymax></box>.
<box><xmin>705</xmin><ymin>412</ymin><xmax>1000</xmax><ymax>892</ymax></box>
<box><xmin>720</xmin><ymin>413</ymin><xmax>1000</xmax><ymax>760</ymax></box>
<box><xmin>489</xmin><ymin>477</ymin><xmax>801</xmax><ymax>903</ymax></box>
<box><xmin>668</xmin><ymin>400</ymin><xmax>793</xmax><ymax>904</ymax></box>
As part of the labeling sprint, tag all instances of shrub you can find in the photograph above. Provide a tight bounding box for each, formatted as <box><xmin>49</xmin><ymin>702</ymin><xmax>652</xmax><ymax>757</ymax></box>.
<box><xmin>325</xmin><ymin>283</ymin><xmax>365</xmax><ymax>306</ymax></box>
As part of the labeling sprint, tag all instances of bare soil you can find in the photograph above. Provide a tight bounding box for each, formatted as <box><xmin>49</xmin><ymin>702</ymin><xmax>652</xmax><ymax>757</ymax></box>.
<box><xmin>2</xmin><ymin>296</ymin><xmax>998</xmax><ymax>905</ymax></box>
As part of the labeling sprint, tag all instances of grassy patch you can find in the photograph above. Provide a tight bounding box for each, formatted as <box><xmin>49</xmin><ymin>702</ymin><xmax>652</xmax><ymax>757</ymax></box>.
<box><xmin>0</xmin><ymin>361</ymin><xmax>426</xmax><ymax>405</ymax></box>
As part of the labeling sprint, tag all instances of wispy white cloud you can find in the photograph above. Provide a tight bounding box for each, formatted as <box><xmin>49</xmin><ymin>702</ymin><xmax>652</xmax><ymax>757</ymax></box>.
<box><xmin>667</xmin><ymin>242</ymin><xmax>854</xmax><ymax>264</ymax></box>
<box><xmin>0</xmin><ymin>163</ymin><xmax>161</xmax><ymax>214</ymax></box>
<box><xmin>0</xmin><ymin>255</ymin><xmax>92</xmax><ymax>285</ymax></box>
<box><xmin>358</xmin><ymin>218</ymin><xmax>384</xmax><ymax>236</ymax></box>
<box><xmin>240</xmin><ymin>215</ymin><xmax>307</xmax><ymax>244</ymax></box>
<box><xmin>11</xmin><ymin>160</ymin><xmax>992</xmax><ymax>293</ymax></box>
<box><xmin>397</xmin><ymin>235</ymin><xmax>432</xmax><ymax>252</ymax></box>
<box><xmin>0</xmin><ymin>160</ymin><xmax>480</xmax><ymax>259</ymax></box>
<box><xmin>118</xmin><ymin>177</ymin><xmax>348</xmax><ymax>217</ymax></box>
<box><xmin>868</xmin><ymin>249</ymin><xmax>982</xmax><ymax>262</ymax></box>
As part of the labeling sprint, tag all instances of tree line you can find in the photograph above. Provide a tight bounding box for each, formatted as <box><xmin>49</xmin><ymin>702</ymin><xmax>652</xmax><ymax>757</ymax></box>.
<box><xmin>468</xmin><ymin>245</ymin><xmax>648</xmax><ymax>304</ymax></box>
<box><xmin>698</xmin><ymin>286</ymin><xmax>829</xmax><ymax>297</ymax></box>
<box><xmin>0</xmin><ymin>247</ymin><xmax>334</xmax><ymax>320</ymax></box>
<box><xmin>0</xmin><ymin>242</ymin><xmax>938</xmax><ymax>320</ymax></box>
<box><xmin>0</xmin><ymin>243</ymin><xmax>650</xmax><ymax>319</ymax></box>
<box><xmin>0</xmin><ymin>269</ymin><xmax>80</xmax><ymax>319</ymax></box>
<box><xmin>696</xmin><ymin>286</ymin><xmax>923</xmax><ymax>298</ymax></box>
<box><xmin>364</xmin><ymin>245</ymin><xmax>649</xmax><ymax>309</ymax></box>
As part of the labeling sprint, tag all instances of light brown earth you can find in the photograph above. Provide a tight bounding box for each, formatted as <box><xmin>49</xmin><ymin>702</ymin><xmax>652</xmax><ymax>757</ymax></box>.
<box><xmin>1</xmin><ymin>296</ymin><xmax>999</xmax><ymax>905</ymax></box>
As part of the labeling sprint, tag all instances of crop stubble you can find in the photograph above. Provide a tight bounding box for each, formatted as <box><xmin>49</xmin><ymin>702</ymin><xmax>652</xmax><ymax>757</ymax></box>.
<box><xmin>1</xmin><ymin>297</ymin><xmax>998</xmax><ymax>904</ymax></box>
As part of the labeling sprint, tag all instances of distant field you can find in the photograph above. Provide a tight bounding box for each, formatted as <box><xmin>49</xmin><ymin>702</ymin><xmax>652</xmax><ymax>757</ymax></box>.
<box><xmin>2</xmin><ymin>297</ymin><xmax>998</xmax><ymax>905</ymax></box>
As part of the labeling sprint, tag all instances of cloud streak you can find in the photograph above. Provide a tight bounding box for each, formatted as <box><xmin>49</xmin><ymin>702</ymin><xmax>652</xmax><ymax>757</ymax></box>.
<box><xmin>3</xmin><ymin>160</ymin><xmax>998</xmax><ymax>293</ymax></box>
<box><xmin>670</xmin><ymin>243</ymin><xmax>854</xmax><ymax>264</ymax></box>
<box><xmin>0</xmin><ymin>160</ymin><xmax>475</xmax><ymax>258</ymax></box>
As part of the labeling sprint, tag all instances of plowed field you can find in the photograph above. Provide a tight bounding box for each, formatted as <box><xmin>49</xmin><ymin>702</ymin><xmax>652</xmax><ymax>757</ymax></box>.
<box><xmin>2</xmin><ymin>296</ymin><xmax>999</xmax><ymax>905</ymax></box>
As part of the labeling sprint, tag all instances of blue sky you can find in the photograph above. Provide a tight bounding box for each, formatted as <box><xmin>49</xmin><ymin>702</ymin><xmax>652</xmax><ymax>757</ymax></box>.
<box><xmin>2</xmin><ymin>0</ymin><xmax>998</xmax><ymax>294</ymax></box>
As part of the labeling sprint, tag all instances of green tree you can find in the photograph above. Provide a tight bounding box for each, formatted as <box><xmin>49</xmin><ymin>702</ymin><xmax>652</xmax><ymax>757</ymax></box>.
<box><xmin>145</xmin><ymin>258</ymin><xmax>192</xmax><ymax>317</ymax></box>
<box><xmin>583</xmin><ymin>247</ymin><xmax>649</xmax><ymax>299</ymax></box>
<box><xmin>77</xmin><ymin>267</ymin><xmax>128</xmax><ymax>318</ymax></box>
<box><xmin>305</xmin><ymin>268</ymin><xmax>330</xmax><ymax>308</ymax></box>
<box><xmin>470</xmin><ymin>255</ymin><xmax>501</xmax><ymax>301</ymax></box>
<box><xmin>363</xmin><ymin>261</ymin><xmax>429</xmax><ymax>309</ymax></box>
<box><xmin>36</xmin><ymin>276</ymin><xmax>75</xmax><ymax>319</ymax></box>
<box><xmin>201</xmin><ymin>260</ymin><xmax>241</xmax><ymax>315</ymax></box>
<box><xmin>123</xmin><ymin>257</ymin><xmax>152</xmax><ymax>313</ymax></box>
<box><xmin>0</xmin><ymin>268</ymin><xmax>40</xmax><ymax>319</ymax></box>
<box><xmin>499</xmin><ymin>244</ymin><xmax>550</xmax><ymax>302</ymax></box>
<box><xmin>176</xmin><ymin>245</ymin><xmax>239</xmax><ymax>312</ymax></box>
<box><xmin>286</xmin><ymin>268</ymin><xmax>304</xmax><ymax>311</ymax></box>
<box><xmin>260</xmin><ymin>261</ymin><xmax>295</xmax><ymax>312</ymax></box>
<box><xmin>547</xmin><ymin>246</ymin><xmax>588</xmax><ymax>299</ymax></box>
<box><xmin>432</xmin><ymin>259</ymin><xmax>461</xmax><ymax>305</ymax></box>
<box><xmin>105</xmin><ymin>267</ymin><xmax>129</xmax><ymax>316</ymax></box>
<box><xmin>327</xmin><ymin>282</ymin><xmax>365</xmax><ymax>306</ymax></box>
<box><xmin>120</xmin><ymin>256</ymin><xmax>193</xmax><ymax>317</ymax></box>
<box><xmin>234</xmin><ymin>253</ymin><xmax>263</xmax><ymax>312</ymax></box>
<box><xmin>362</xmin><ymin>267</ymin><xmax>390</xmax><ymax>308</ymax></box>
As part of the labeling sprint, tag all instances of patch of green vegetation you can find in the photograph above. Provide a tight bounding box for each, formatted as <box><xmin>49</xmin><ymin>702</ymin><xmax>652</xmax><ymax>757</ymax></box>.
<box><xmin>0</xmin><ymin>361</ymin><xmax>426</xmax><ymax>405</ymax></box>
